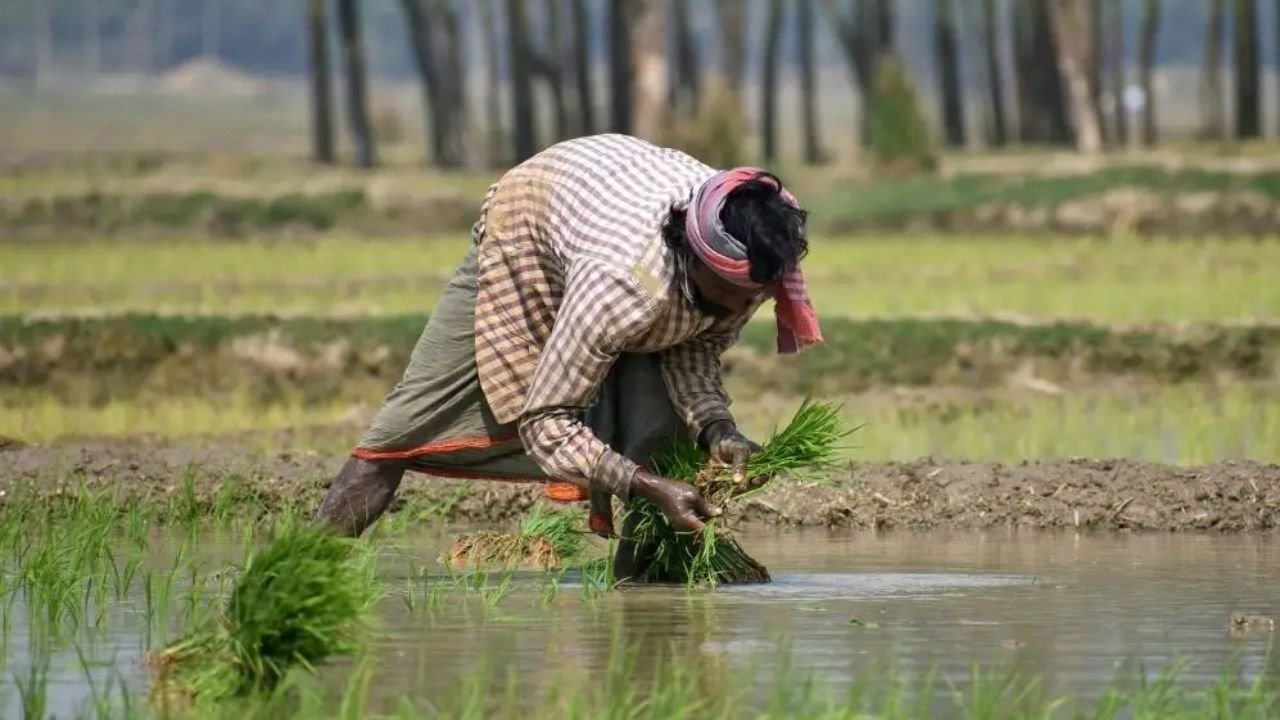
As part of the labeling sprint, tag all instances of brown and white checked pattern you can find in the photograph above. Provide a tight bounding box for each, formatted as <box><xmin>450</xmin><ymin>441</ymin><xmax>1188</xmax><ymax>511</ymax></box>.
<box><xmin>471</xmin><ymin>134</ymin><xmax>761</xmax><ymax>499</ymax></box>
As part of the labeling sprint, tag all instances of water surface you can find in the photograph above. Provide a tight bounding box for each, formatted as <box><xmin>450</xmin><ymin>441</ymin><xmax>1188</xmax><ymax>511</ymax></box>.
<box><xmin>6</xmin><ymin>528</ymin><xmax>1280</xmax><ymax>716</ymax></box>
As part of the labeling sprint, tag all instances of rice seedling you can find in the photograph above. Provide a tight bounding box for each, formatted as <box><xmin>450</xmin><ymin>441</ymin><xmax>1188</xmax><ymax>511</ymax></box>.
<box><xmin>479</xmin><ymin>572</ymin><xmax>515</xmax><ymax>610</ymax></box>
<box><xmin>110</xmin><ymin>552</ymin><xmax>143</xmax><ymax>602</ymax></box>
<box><xmin>145</xmin><ymin>518</ymin><xmax>384</xmax><ymax>708</ymax></box>
<box><xmin>443</xmin><ymin>506</ymin><xmax>592</xmax><ymax>572</ymax></box>
<box><xmin>538</xmin><ymin>570</ymin><xmax>564</xmax><ymax>607</ymax></box>
<box><xmin>622</xmin><ymin>398</ymin><xmax>851</xmax><ymax>587</ymax></box>
<box><xmin>13</xmin><ymin>649</ymin><xmax>51</xmax><ymax>720</ymax></box>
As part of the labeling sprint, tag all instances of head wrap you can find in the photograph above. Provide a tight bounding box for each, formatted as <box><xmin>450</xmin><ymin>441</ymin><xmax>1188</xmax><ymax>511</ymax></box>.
<box><xmin>684</xmin><ymin>167</ymin><xmax>823</xmax><ymax>354</ymax></box>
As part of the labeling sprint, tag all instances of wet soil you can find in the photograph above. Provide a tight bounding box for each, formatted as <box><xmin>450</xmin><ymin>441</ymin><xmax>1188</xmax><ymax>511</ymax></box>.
<box><xmin>3</xmin><ymin>438</ymin><xmax>1279</xmax><ymax>532</ymax></box>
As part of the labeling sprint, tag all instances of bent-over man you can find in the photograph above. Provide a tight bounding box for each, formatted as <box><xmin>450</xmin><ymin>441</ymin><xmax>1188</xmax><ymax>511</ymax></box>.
<box><xmin>313</xmin><ymin>133</ymin><xmax>822</xmax><ymax>576</ymax></box>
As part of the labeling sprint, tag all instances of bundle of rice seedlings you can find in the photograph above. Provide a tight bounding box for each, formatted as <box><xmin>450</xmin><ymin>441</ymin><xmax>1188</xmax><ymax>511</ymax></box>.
<box><xmin>146</xmin><ymin>519</ymin><xmax>383</xmax><ymax>709</ymax></box>
<box><xmin>623</xmin><ymin>398</ymin><xmax>851</xmax><ymax>587</ymax></box>
<box><xmin>444</xmin><ymin>506</ymin><xmax>589</xmax><ymax>571</ymax></box>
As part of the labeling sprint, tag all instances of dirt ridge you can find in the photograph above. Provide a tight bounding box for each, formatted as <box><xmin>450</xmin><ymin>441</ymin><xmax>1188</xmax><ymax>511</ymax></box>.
<box><xmin>3</xmin><ymin>441</ymin><xmax>1279</xmax><ymax>533</ymax></box>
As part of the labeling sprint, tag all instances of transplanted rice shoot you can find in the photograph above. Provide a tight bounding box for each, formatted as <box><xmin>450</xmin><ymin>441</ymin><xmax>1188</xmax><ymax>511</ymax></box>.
<box><xmin>444</xmin><ymin>506</ymin><xmax>590</xmax><ymax>571</ymax></box>
<box><xmin>623</xmin><ymin>398</ymin><xmax>851</xmax><ymax>587</ymax></box>
<box><xmin>146</xmin><ymin>518</ymin><xmax>383</xmax><ymax>708</ymax></box>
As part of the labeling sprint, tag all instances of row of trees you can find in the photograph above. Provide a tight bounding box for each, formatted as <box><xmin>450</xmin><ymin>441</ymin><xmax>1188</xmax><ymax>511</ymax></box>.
<box><xmin>304</xmin><ymin>0</ymin><xmax>1279</xmax><ymax>171</ymax></box>
<box><xmin>5</xmin><ymin>1</ymin><xmax>1278</xmax><ymax>168</ymax></box>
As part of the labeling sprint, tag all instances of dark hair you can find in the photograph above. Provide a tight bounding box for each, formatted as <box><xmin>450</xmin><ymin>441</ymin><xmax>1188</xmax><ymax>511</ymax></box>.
<box><xmin>663</xmin><ymin>171</ymin><xmax>809</xmax><ymax>285</ymax></box>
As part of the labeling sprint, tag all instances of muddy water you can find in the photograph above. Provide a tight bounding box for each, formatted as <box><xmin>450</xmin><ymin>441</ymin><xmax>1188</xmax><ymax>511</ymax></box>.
<box><xmin>6</xmin><ymin>529</ymin><xmax>1280</xmax><ymax>716</ymax></box>
<box><xmin>375</xmin><ymin>529</ymin><xmax>1280</xmax><ymax>707</ymax></box>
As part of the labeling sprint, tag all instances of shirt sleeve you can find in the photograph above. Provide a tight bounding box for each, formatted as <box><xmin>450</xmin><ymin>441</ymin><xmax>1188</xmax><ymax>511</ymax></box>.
<box><xmin>659</xmin><ymin>309</ymin><xmax>753</xmax><ymax>444</ymax></box>
<box><xmin>516</xmin><ymin>261</ymin><xmax>657</xmax><ymax>500</ymax></box>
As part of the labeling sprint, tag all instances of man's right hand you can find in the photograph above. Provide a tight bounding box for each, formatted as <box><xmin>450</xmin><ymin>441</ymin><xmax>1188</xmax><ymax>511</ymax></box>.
<box><xmin>630</xmin><ymin>470</ymin><xmax>721</xmax><ymax>533</ymax></box>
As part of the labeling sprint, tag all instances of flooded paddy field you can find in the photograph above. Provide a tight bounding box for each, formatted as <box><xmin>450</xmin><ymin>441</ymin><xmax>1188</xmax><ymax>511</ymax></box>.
<box><xmin>4</xmin><ymin>153</ymin><xmax>1280</xmax><ymax>717</ymax></box>
<box><xmin>4</xmin><ymin>518</ymin><xmax>1280</xmax><ymax>719</ymax></box>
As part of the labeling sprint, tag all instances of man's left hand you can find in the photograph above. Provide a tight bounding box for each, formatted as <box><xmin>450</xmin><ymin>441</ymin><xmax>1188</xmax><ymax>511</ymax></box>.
<box><xmin>701</xmin><ymin>420</ymin><xmax>763</xmax><ymax>486</ymax></box>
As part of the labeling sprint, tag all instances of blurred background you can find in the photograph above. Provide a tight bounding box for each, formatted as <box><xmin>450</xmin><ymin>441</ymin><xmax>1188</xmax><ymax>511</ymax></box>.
<box><xmin>1</xmin><ymin>0</ymin><xmax>1278</xmax><ymax>466</ymax></box>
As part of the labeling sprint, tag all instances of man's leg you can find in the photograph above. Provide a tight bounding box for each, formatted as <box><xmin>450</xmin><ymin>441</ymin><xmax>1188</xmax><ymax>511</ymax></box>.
<box><xmin>315</xmin><ymin>456</ymin><xmax>408</xmax><ymax>537</ymax></box>
<box><xmin>590</xmin><ymin>353</ymin><xmax>687</xmax><ymax>581</ymax></box>
<box><xmin>313</xmin><ymin>244</ymin><xmax>491</xmax><ymax>536</ymax></box>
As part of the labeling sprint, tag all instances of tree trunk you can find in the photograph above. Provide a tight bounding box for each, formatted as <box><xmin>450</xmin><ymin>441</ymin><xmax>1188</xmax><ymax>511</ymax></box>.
<box><xmin>874</xmin><ymin>0</ymin><xmax>897</xmax><ymax>50</ymax></box>
<box><xmin>608</xmin><ymin>0</ymin><xmax>632</xmax><ymax>134</ymax></box>
<box><xmin>548</xmin><ymin>0</ymin><xmax>570</xmax><ymax>142</ymax></box>
<box><xmin>85</xmin><ymin>0</ymin><xmax>102</xmax><ymax>74</ymax></box>
<box><xmin>1088</xmin><ymin>0</ymin><xmax>1109</xmax><ymax>145</ymax></box>
<box><xmin>156</xmin><ymin>0</ymin><xmax>174</xmax><ymax>70</ymax></box>
<box><xmin>133</xmin><ymin>0</ymin><xmax>156</xmax><ymax>74</ymax></box>
<box><xmin>34</xmin><ymin>0</ymin><xmax>52</xmax><ymax>88</ymax></box>
<box><xmin>527</xmin><ymin>0</ymin><xmax>570</xmax><ymax>142</ymax></box>
<box><xmin>934</xmin><ymin>0</ymin><xmax>966</xmax><ymax>147</ymax></box>
<box><xmin>1138</xmin><ymin>0</ymin><xmax>1159</xmax><ymax>145</ymax></box>
<box><xmin>824</xmin><ymin>0</ymin><xmax>898</xmax><ymax>144</ymax></box>
<box><xmin>569</xmin><ymin>0</ymin><xmax>594</xmax><ymax>135</ymax></box>
<box><xmin>1106</xmin><ymin>0</ymin><xmax>1127</xmax><ymax>146</ymax></box>
<box><xmin>797</xmin><ymin>0</ymin><xmax>825</xmax><ymax>163</ymax></box>
<box><xmin>508</xmin><ymin>0</ymin><xmax>538</xmax><ymax>160</ymax></box>
<box><xmin>1048</xmin><ymin>0</ymin><xmax>1103</xmax><ymax>154</ymax></box>
<box><xmin>980</xmin><ymin>0</ymin><xmax>1007</xmax><ymax>146</ymax></box>
<box><xmin>477</xmin><ymin>0</ymin><xmax>507</xmax><ymax>164</ymax></box>
<box><xmin>630</xmin><ymin>0</ymin><xmax>666</xmax><ymax>142</ymax></box>
<box><xmin>437</xmin><ymin>0</ymin><xmax>467</xmax><ymax>162</ymax></box>
<box><xmin>1192</xmin><ymin>0</ymin><xmax>1223</xmax><ymax>139</ymax></box>
<box><xmin>202</xmin><ymin>0</ymin><xmax>221</xmax><ymax>58</ymax></box>
<box><xmin>713</xmin><ymin>0</ymin><xmax>746</xmax><ymax>96</ymax></box>
<box><xmin>402</xmin><ymin>0</ymin><xmax>438</xmax><ymax>158</ymax></box>
<box><xmin>337</xmin><ymin>0</ymin><xmax>378</xmax><ymax>167</ymax></box>
<box><xmin>669</xmin><ymin>0</ymin><xmax>701</xmax><ymax>114</ymax></box>
<box><xmin>1233</xmin><ymin>0</ymin><xmax>1261</xmax><ymax>139</ymax></box>
<box><xmin>306</xmin><ymin>0</ymin><xmax>336</xmax><ymax>164</ymax></box>
<box><xmin>761</xmin><ymin>0</ymin><xmax>785</xmax><ymax>162</ymax></box>
<box><xmin>401</xmin><ymin>0</ymin><xmax>466</xmax><ymax>168</ymax></box>
<box><xmin>1014</xmin><ymin>0</ymin><xmax>1072</xmax><ymax>145</ymax></box>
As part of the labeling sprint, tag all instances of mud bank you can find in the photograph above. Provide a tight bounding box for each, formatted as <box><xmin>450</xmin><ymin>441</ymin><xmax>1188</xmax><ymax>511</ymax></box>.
<box><xmin>3</xmin><ymin>440</ymin><xmax>1279</xmax><ymax>532</ymax></box>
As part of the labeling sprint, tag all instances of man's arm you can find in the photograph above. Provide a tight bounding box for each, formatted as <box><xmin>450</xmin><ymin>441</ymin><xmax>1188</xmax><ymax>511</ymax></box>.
<box><xmin>516</xmin><ymin>262</ymin><xmax>656</xmax><ymax>500</ymax></box>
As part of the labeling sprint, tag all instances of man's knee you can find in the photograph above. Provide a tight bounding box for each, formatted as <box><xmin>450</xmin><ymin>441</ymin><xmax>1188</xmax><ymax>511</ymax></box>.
<box><xmin>314</xmin><ymin>456</ymin><xmax>408</xmax><ymax>536</ymax></box>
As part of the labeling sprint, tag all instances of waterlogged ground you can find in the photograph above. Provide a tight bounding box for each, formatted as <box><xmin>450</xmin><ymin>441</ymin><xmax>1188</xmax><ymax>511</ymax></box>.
<box><xmin>5</xmin><ymin>528</ymin><xmax>1280</xmax><ymax>717</ymax></box>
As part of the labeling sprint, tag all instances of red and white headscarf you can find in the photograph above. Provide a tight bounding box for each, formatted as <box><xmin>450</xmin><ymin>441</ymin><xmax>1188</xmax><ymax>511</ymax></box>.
<box><xmin>685</xmin><ymin>167</ymin><xmax>823</xmax><ymax>354</ymax></box>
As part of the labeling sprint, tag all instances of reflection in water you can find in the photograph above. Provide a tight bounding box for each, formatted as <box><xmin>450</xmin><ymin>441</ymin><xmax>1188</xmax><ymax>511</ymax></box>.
<box><xmin>5</xmin><ymin>528</ymin><xmax>1280</xmax><ymax>716</ymax></box>
<box><xmin>380</xmin><ymin>529</ymin><xmax>1280</xmax><ymax>707</ymax></box>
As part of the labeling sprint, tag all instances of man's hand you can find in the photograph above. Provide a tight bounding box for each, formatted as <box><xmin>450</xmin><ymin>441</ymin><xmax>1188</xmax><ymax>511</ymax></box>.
<box><xmin>630</xmin><ymin>470</ymin><xmax>721</xmax><ymax>532</ymax></box>
<box><xmin>701</xmin><ymin>420</ymin><xmax>763</xmax><ymax>486</ymax></box>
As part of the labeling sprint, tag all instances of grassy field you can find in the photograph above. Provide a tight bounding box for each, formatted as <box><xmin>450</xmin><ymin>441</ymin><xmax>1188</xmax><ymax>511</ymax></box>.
<box><xmin>5</xmin><ymin>235</ymin><xmax>1278</xmax><ymax>322</ymax></box>
<box><xmin>4</xmin><ymin>382</ymin><xmax>1276</xmax><ymax>467</ymax></box>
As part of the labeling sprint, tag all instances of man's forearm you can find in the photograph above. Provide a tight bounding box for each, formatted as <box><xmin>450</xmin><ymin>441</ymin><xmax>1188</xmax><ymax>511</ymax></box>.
<box><xmin>517</xmin><ymin>410</ymin><xmax>640</xmax><ymax>500</ymax></box>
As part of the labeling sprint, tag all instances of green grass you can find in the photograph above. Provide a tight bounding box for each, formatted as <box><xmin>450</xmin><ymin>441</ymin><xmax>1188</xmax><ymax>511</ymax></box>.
<box><xmin>728</xmin><ymin>381</ymin><xmax>1280</xmax><ymax>466</ymax></box>
<box><xmin>3</xmin><ymin>380</ymin><xmax>1278</xmax><ymax>467</ymax></box>
<box><xmin>801</xmin><ymin>166</ymin><xmax>1280</xmax><ymax>226</ymax></box>
<box><xmin>3</xmin><ymin>235</ymin><xmax>1277</xmax><ymax>322</ymax></box>
<box><xmin>0</xmin><ymin>393</ymin><xmax>359</xmax><ymax>443</ymax></box>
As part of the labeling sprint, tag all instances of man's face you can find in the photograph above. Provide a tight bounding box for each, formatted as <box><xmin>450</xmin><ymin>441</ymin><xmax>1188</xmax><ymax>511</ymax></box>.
<box><xmin>687</xmin><ymin>256</ymin><xmax>768</xmax><ymax>319</ymax></box>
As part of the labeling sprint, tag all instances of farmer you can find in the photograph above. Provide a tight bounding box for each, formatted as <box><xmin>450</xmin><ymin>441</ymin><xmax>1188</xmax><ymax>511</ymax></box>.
<box><xmin>313</xmin><ymin>133</ymin><xmax>821</xmax><ymax>572</ymax></box>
